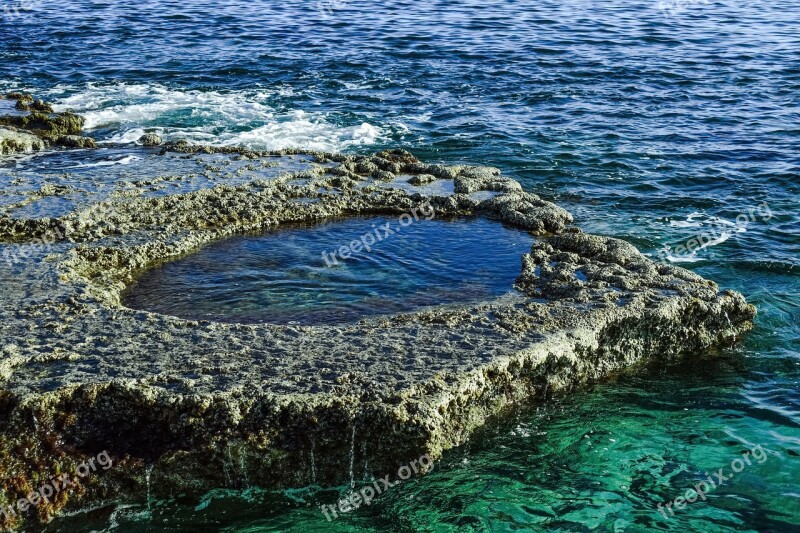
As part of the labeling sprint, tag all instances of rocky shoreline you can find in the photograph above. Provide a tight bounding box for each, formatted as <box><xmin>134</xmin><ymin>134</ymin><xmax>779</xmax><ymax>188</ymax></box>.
<box><xmin>0</xmin><ymin>101</ymin><xmax>755</xmax><ymax>529</ymax></box>
<box><xmin>0</xmin><ymin>93</ymin><xmax>95</xmax><ymax>156</ymax></box>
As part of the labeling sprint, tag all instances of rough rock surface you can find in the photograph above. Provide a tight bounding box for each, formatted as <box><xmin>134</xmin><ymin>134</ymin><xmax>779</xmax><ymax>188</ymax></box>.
<box><xmin>138</xmin><ymin>133</ymin><xmax>163</xmax><ymax>146</ymax></box>
<box><xmin>408</xmin><ymin>173</ymin><xmax>437</xmax><ymax>185</ymax></box>
<box><xmin>0</xmin><ymin>143</ymin><xmax>755</xmax><ymax>528</ymax></box>
<box><xmin>0</xmin><ymin>127</ymin><xmax>46</xmax><ymax>155</ymax></box>
<box><xmin>13</xmin><ymin>99</ymin><xmax>53</xmax><ymax>114</ymax></box>
<box><xmin>0</xmin><ymin>94</ymin><xmax>94</xmax><ymax>155</ymax></box>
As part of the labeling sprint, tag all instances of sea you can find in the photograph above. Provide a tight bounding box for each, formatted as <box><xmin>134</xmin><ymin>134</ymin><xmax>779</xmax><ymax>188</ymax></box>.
<box><xmin>0</xmin><ymin>0</ymin><xmax>798</xmax><ymax>531</ymax></box>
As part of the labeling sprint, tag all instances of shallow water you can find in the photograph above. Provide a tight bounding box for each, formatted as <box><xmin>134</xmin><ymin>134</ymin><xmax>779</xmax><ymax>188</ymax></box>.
<box><xmin>122</xmin><ymin>217</ymin><xmax>534</xmax><ymax>325</ymax></box>
<box><xmin>3</xmin><ymin>0</ymin><xmax>799</xmax><ymax>531</ymax></box>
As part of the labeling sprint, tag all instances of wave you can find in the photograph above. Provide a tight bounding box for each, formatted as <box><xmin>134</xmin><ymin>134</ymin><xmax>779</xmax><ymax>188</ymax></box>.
<box><xmin>46</xmin><ymin>83</ymin><xmax>384</xmax><ymax>152</ymax></box>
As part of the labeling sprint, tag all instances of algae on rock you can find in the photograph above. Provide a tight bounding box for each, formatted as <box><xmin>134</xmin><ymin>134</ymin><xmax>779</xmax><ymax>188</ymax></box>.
<box><xmin>0</xmin><ymin>94</ymin><xmax>95</xmax><ymax>155</ymax></box>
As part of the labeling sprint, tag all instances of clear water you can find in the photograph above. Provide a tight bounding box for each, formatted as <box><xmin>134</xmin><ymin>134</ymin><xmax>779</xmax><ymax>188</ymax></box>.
<box><xmin>2</xmin><ymin>0</ymin><xmax>799</xmax><ymax>531</ymax></box>
<box><xmin>122</xmin><ymin>217</ymin><xmax>534</xmax><ymax>325</ymax></box>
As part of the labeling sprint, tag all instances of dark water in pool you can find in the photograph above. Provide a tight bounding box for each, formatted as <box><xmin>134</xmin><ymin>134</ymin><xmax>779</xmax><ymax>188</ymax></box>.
<box><xmin>122</xmin><ymin>217</ymin><xmax>534</xmax><ymax>325</ymax></box>
<box><xmin>2</xmin><ymin>0</ymin><xmax>799</xmax><ymax>531</ymax></box>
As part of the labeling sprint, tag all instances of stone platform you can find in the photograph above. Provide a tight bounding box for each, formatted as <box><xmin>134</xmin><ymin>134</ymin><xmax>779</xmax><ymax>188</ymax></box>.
<box><xmin>0</xmin><ymin>131</ymin><xmax>755</xmax><ymax>527</ymax></box>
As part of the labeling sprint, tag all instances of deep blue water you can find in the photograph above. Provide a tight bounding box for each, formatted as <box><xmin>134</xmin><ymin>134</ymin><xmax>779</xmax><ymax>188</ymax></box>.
<box><xmin>122</xmin><ymin>217</ymin><xmax>535</xmax><ymax>325</ymax></box>
<box><xmin>1</xmin><ymin>0</ymin><xmax>799</xmax><ymax>531</ymax></box>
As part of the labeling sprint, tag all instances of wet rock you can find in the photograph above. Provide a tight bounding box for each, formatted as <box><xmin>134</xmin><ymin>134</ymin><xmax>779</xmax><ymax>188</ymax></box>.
<box><xmin>372</xmin><ymin>169</ymin><xmax>395</xmax><ymax>181</ymax></box>
<box><xmin>426</xmin><ymin>164</ymin><xmax>460</xmax><ymax>180</ymax></box>
<box><xmin>46</xmin><ymin>134</ymin><xmax>96</xmax><ymax>149</ymax></box>
<box><xmin>376</xmin><ymin>148</ymin><xmax>418</xmax><ymax>166</ymax></box>
<box><xmin>354</xmin><ymin>160</ymin><xmax>378</xmax><ymax>175</ymax></box>
<box><xmin>4</xmin><ymin>92</ymin><xmax>33</xmax><ymax>103</ymax></box>
<box><xmin>0</xmin><ymin>96</ymin><xmax>94</xmax><ymax>158</ymax></box>
<box><xmin>329</xmin><ymin>164</ymin><xmax>356</xmax><ymax>178</ymax></box>
<box><xmin>371</xmin><ymin>156</ymin><xmax>403</xmax><ymax>175</ymax></box>
<box><xmin>0</xmin><ymin>127</ymin><xmax>46</xmax><ymax>154</ymax></box>
<box><xmin>163</xmin><ymin>139</ymin><xmax>263</xmax><ymax>158</ymax></box>
<box><xmin>455</xmin><ymin>166</ymin><xmax>522</xmax><ymax>194</ymax></box>
<box><xmin>14</xmin><ymin>98</ymin><xmax>54</xmax><ymax>113</ymax></box>
<box><xmin>138</xmin><ymin>133</ymin><xmax>163</xmax><ymax>146</ymax></box>
<box><xmin>479</xmin><ymin>192</ymin><xmax>573</xmax><ymax>233</ymax></box>
<box><xmin>0</xmin><ymin>111</ymin><xmax>84</xmax><ymax>136</ymax></box>
<box><xmin>515</xmin><ymin>231</ymin><xmax>711</xmax><ymax>302</ymax></box>
<box><xmin>408</xmin><ymin>174</ymin><xmax>437</xmax><ymax>185</ymax></box>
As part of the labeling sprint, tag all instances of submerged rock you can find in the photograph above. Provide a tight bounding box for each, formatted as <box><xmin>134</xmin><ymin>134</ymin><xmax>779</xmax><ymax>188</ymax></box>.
<box><xmin>0</xmin><ymin>145</ymin><xmax>755</xmax><ymax>529</ymax></box>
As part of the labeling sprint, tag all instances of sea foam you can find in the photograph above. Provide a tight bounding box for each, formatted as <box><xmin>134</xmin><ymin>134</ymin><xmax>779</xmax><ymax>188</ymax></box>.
<box><xmin>47</xmin><ymin>83</ymin><xmax>384</xmax><ymax>152</ymax></box>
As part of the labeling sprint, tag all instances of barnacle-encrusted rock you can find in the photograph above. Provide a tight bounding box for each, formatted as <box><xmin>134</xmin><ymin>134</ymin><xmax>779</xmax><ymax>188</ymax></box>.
<box><xmin>0</xmin><ymin>144</ymin><xmax>755</xmax><ymax>529</ymax></box>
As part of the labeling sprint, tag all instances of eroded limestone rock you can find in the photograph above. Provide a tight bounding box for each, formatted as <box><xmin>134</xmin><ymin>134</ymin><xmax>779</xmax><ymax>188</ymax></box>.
<box><xmin>0</xmin><ymin>94</ymin><xmax>95</xmax><ymax>155</ymax></box>
<box><xmin>0</xmin><ymin>127</ymin><xmax>46</xmax><ymax>155</ymax></box>
<box><xmin>0</xmin><ymin>142</ymin><xmax>755</xmax><ymax>529</ymax></box>
<box><xmin>138</xmin><ymin>133</ymin><xmax>163</xmax><ymax>146</ymax></box>
<box><xmin>408</xmin><ymin>173</ymin><xmax>437</xmax><ymax>185</ymax></box>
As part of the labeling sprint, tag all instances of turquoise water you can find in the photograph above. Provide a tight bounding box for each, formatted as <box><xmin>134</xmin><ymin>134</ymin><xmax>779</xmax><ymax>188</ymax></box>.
<box><xmin>122</xmin><ymin>217</ymin><xmax>535</xmax><ymax>325</ymax></box>
<box><xmin>2</xmin><ymin>0</ymin><xmax>799</xmax><ymax>531</ymax></box>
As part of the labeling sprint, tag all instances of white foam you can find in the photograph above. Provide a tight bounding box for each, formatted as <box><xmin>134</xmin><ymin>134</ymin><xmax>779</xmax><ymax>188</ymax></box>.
<box><xmin>46</xmin><ymin>83</ymin><xmax>385</xmax><ymax>152</ymax></box>
<box><xmin>669</xmin><ymin>212</ymin><xmax>704</xmax><ymax>228</ymax></box>
<box><xmin>660</xmin><ymin>230</ymin><xmax>732</xmax><ymax>263</ymax></box>
<box><xmin>671</xmin><ymin>212</ymin><xmax>745</xmax><ymax>232</ymax></box>
<box><xmin>70</xmin><ymin>155</ymin><xmax>142</xmax><ymax>168</ymax></box>
<box><xmin>660</xmin><ymin>223</ymin><xmax>737</xmax><ymax>264</ymax></box>
<box><xmin>227</xmin><ymin>113</ymin><xmax>382</xmax><ymax>152</ymax></box>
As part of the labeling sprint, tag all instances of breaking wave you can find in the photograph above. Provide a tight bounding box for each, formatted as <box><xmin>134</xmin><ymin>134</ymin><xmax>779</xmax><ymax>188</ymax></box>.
<box><xmin>46</xmin><ymin>83</ymin><xmax>384</xmax><ymax>152</ymax></box>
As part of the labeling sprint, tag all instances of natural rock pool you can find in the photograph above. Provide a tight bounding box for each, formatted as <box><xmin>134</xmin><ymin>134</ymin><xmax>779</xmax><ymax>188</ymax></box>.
<box><xmin>0</xmin><ymin>135</ymin><xmax>757</xmax><ymax>530</ymax></box>
<box><xmin>122</xmin><ymin>217</ymin><xmax>535</xmax><ymax>325</ymax></box>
